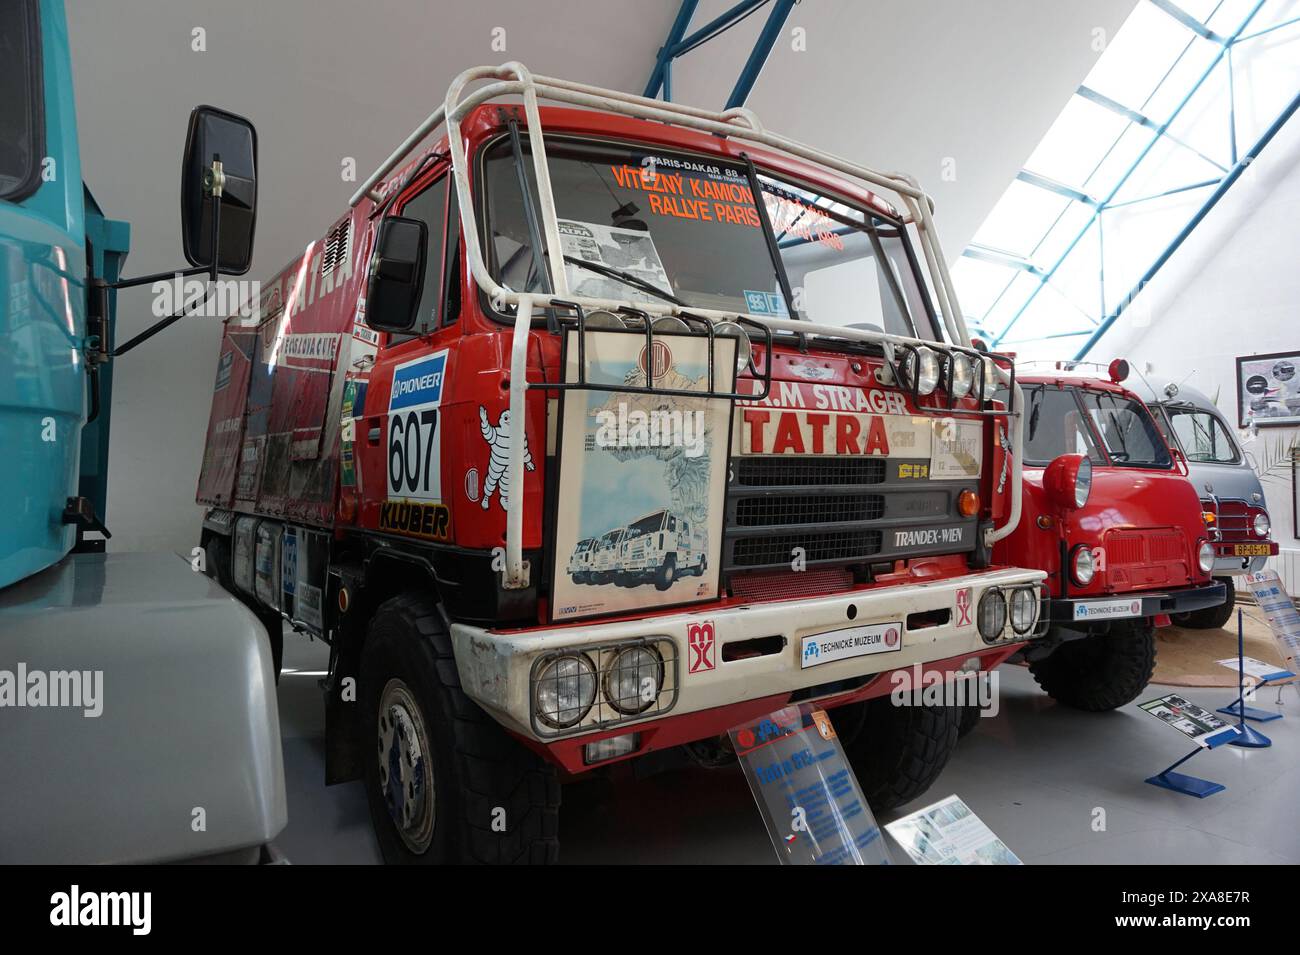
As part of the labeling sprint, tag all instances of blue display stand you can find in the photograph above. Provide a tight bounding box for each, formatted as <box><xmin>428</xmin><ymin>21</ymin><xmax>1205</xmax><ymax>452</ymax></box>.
<box><xmin>1216</xmin><ymin>609</ymin><xmax>1289</xmax><ymax>743</ymax></box>
<box><xmin>1145</xmin><ymin>730</ymin><xmax>1239</xmax><ymax>798</ymax></box>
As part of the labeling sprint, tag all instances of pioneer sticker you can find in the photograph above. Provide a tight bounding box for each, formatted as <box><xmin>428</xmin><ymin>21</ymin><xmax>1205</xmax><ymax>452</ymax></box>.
<box><xmin>894</xmin><ymin>525</ymin><xmax>966</xmax><ymax>549</ymax></box>
<box><xmin>387</xmin><ymin>349</ymin><xmax>449</xmax><ymax>503</ymax></box>
<box><xmin>1072</xmin><ymin>598</ymin><xmax>1143</xmax><ymax>621</ymax></box>
<box><xmin>800</xmin><ymin>622</ymin><xmax>902</xmax><ymax>669</ymax></box>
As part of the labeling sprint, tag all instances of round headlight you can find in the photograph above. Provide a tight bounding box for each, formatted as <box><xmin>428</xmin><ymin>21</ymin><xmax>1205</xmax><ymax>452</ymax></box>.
<box><xmin>977</xmin><ymin>589</ymin><xmax>1007</xmax><ymax>641</ymax></box>
<box><xmin>1010</xmin><ymin>587</ymin><xmax>1038</xmax><ymax>634</ymax></box>
<box><xmin>1197</xmin><ymin>539</ymin><xmax>1216</xmax><ymax>574</ymax></box>
<box><xmin>713</xmin><ymin>321</ymin><xmax>753</xmax><ymax>375</ymax></box>
<box><xmin>1071</xmin><ymin>544</ymin><xmax>1096</xmax><ymax>586</ymax></box>
<box><xmin>949</xmin><ymin>353</ymin><xmax>975</xmax><ymax>398</ymax></box>
<box><xmin>604</xmin><ymin>645</ymin><xmax>664</xmax><ymax>716</ymax></box>
<box><xmin>535</xmin><ymin>654</ymin><xmax>597</xmax><ymax>728</ymax></box>
<box><xmin>902</xmin><ymin>347</ymin><xmax>941</xmax><ymax>395</ymax></box>
<box><xmin>1074</xmin><ymin>456</ymin><xmax>1093</xmax><ymax>509</ymax></box>
<box><xmin>1253</xmin><ymin>512</ymin><xmax>1271</xmax><ymax>537</ymax></box>
<box><xmin>981</xmin><ymin>357</ymin><xmax>1001</xmax><ymax>396</ymax></box>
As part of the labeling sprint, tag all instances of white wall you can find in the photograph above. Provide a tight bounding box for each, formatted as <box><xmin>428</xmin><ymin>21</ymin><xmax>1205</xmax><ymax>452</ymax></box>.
<box><xmin>1081</xmin><ymin>107</ymin><xmax>1300</xmax><ymax>580</ymax></box>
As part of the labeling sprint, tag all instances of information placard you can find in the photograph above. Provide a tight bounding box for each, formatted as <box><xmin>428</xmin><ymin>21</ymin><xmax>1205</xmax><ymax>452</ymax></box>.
<box><xmin>729</xmin><ymin>705</ymin><xmax>890</xmax><ymax>865</ymax></box>
<box><xmin>1243</xmin><ymin>571</ymin><xmax>1300</xmax><ymax>673</ymax></box>
<box><xmin>885</xmin><ymin>795</ymin><xmax>1022</xmax><ymax>865</ymax></box>
<box><xmin>1139</xmin><ymin>693</ymin><xmax>1240</xmax><ymax>748</ymax></box>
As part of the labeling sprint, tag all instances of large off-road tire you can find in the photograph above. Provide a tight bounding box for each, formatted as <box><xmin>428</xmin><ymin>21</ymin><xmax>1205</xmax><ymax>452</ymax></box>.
<box><xmin>957</xmin><ymin>704</ymin><xmax>982</xmax><ymax>740</ymax></box>
<box><xmin>359</xmin><ymin>592</ymin><xmax>560</xmax><ymax>865</ymax></box>
<box><xmin>1028</xmin><ymin>621</ymin><xmax>1156</xmax><ymax>711</ymax></box>
<box><xmin>202</xmin><ymin>532</ymin><xmax>282</xmax><ymax>682</ymax></box>
<box><xmin>1172</xmin><ymin>579</ymin><xmax>1235</xmax><ymax>630</ymax></box>
<box><xmin>837</xmin><ymin>696</ymin><xmax>960</xmax><ymax>811</ymax></box>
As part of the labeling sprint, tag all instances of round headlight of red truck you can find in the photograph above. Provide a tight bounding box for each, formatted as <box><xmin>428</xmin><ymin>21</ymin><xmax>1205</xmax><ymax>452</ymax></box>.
<box><xmin>604</xmin><ymin>645</ymin><xmax>664</xmax><ymax>716</ymax></box>
<box><xmin>1010</xmin><ymin>587</ymin><xmax>1038</xmax><ymax>634</ymax></box>
<box><xmin>1044</xmin><ymin>453</ymin><xmax>1092</xmax><ymax>511</ymax></box>
<box><xmin>949</xmin><ymin>353</ymin><xmax>975</xmax><ymax>397</ymax></box>
<box><xmin>902</xmin><ymin>346</ymin><xmax>941</xmax><ymax>395</ymax></box>
<box><xmin>977</xmin><ymin>589</ymin><xmax>1007</xmax><ymax>641</ymax></box>
<box><xmin>1253</xmin><ymin>512</ymin><xmax>1271</xmax><ymax>537</ymax></box>
<box><xmin>535</xmin><ymin>654</ymin><xmax>597</xmax><ymax>728</ymax></box>
<box><xmin>1070</xmin><ymin>544</ymin><xmax>1096</xmax><ymax>586</ymax></box>
<box><xmin>1198</xmin><ymin>540</ymin><xmax>1215</xmax><ymax>574</ymax></box>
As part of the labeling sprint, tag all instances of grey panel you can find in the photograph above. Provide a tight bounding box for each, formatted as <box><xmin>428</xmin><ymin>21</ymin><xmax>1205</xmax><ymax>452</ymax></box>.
<box><xmin>0</xmin><ymin>552</ymin><xmax>287</xmax><ymax>863</ymax></box>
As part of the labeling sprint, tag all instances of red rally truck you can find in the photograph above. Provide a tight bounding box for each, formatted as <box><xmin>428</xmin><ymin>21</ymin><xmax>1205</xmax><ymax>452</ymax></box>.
<box><xmin>196</xmin><ymin>63</ymin><xmax>1048</xmax><ymax>864</ymax></box>
<box><xmin>989</xmin><ymin>361</ymin><xmax>1225</xmax><ymax>715</ymax></box>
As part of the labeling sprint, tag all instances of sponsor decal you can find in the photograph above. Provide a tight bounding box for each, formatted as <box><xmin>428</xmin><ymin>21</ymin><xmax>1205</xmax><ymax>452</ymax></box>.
<box><xmin>275</xmin><ymin>332</ymin><xmax>341</xmax><ymax>370</ymax></box>
<box><xmin>479</xmin><ymin>405</ymin><xmax>535</xmax><ymax>511</ymax></box>
<box><xmin>733</xmin><ymin>379</ymin><xmax>928</xmax><ymax>457</ymax></box>
<box><xmin>800</xmin><ymin>622</ymin><xmax>903</xmax><ymax>669</ymax></box>
<box><xmin>1072</xmin><ymin>598</ymin><xmax>1143</xmax><ymax>621</ymax></box>
<box><xmin>956</xmin><ymin>587</ymin><xmax>973</xmax><ymax>627</ymax></box>
<box><xmin>736</xmin><ymin>377</ymin><xmax>908</xmax><ymax>415</ymax></box>
<box><xmin>378</xmin><ymin>500</ymin><xmax>452</xmax><ymax>542</ymax></box>
<box><xmin>898</xmin><ymin>462</ymin><xmax>929</xmax><ymax>480</ymax></box>
<box><xmin>787</xmin><ymin>358</ymin><xmax>834</xmax><ymax>380</ymax></box>
<box><xmin>744</xmin><ymin>289</ymin><xmax>789</xmax><ymax>317</ymax></box>
<box><xmin>687</xmin><ymin>620</ymin><xmax>716</xmax><ymax>673</ymax></box>
<box><xmin>638</xmin><ymin>340</ymin><xmax>673</xmax><ymax>380</ymax></box>
<box><xmin>387</xmin><ymin>350</ymin><xmax>449</xmax><ymax>503</ymax></box>
<box><xmin>894</xmin><ymin>525</ymin><xmax>966</xmax><ymax>549</ymax></box>
<box><xmin>930</xmin><ymin>418</ymin><xmax>983</xmax><ymax>479</ymax></box>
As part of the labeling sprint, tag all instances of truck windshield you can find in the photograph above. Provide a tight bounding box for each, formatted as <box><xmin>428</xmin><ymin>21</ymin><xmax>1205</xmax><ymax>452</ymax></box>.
<box><xmin>1076</xmin><ymin>390</ymin><xmax>1171</xmax><ymax>468</ymax></box>
<box><xmin>0</xmin><ymin>0</ymin><xmax>42</xmax><ymax>200</ymax></box>
<box><xmin>627</xmin><ymin>512</ymin><xmax>666</xmax><ymax>537</ymax></box>
<box><xmin>1014</xmin><ymin>385</ymin><xmax>1105</xmax><ymax>467</ymax></box>
<box><xmin>1163</xmin><ymin>406</ymin><xmax>1241</xmax><ymax>464</ymax></box>
<box><xmin>481</xmin><ymin>136</ymin><xmax>939</xmax><ymax>340</ymax></box>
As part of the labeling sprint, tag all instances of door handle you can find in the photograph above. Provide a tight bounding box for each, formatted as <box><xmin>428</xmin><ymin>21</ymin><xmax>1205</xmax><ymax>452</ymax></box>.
<box><xmin>367</xmin><ymin>418</ymin><xmax>382</xmax><ymax>445</ymax></box>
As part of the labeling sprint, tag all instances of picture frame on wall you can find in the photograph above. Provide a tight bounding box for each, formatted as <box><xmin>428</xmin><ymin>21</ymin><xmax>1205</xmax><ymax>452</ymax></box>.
<box><xmin>1237</xmin><ymin>350</ymin><xmax>1300</xmax><ymax>428</ymax></box>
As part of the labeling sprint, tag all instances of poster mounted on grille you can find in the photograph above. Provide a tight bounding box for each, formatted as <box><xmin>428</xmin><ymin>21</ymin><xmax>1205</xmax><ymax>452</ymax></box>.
<box><xmin>885</xmin><ymin>795</ymin><xmax>1021</xmax><ymax>865</ymax></box>
<box><xmin>551</xmin><ymin>328</ymin><xmax>735</xmax><ymax>622</ymax></box>
<box><xmin>1243</xmin><ymin>570</ymin><xmax>1300</xmax><ymax>673</ymax></box>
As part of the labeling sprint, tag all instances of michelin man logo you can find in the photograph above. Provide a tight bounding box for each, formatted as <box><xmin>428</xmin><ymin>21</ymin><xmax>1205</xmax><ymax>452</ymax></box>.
<box><xmin>479</xmin><ymin>406</ymin><xmax>534</xmax><ymax>510</ymax></box>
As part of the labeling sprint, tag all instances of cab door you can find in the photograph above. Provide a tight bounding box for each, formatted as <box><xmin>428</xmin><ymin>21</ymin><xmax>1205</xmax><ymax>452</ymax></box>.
<box><xmin>357</xmin><ymin>164</ymin><xmax>462</xmax><ymax>541</ymax></box>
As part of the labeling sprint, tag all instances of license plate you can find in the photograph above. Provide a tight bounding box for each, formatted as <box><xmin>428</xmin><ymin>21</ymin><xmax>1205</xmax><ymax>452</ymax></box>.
<box><xmin>1232</xmin><ymin>543</ymin><xmax>1271</xmax><ymax>556</ymax></box>
<box><xmin>800</xmin><ymin>621</ymin><xmax>902</xmax><ymax>669</ymax></box>
<box><xmin>1071</xmin><ymin>598</ymin><xmax>1143</xmax><ymax>622</ymax></box>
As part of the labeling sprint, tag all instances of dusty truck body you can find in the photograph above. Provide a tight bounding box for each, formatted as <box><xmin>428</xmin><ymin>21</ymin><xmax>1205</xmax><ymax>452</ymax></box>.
<box><xmin>0</xmin><ymin>0</ymin><xmax>284</xmax><ymax>862</ymax></box>
<box><xmin>1133</xmin><ymin>380</ymin><xmax>1279</xmax><ymax>629</ymax></box>
<box><xmin>990</xmin><ymin>363</ymin><xmax>1224</xmax><ymax>713</ymax></box>
<box><xmin>195</xmin><ymin>63</ymin><xmax>1047</xmax><ymax>864</ymax></box>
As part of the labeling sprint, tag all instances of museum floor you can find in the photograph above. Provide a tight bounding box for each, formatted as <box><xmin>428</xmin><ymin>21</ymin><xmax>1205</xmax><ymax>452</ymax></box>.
<box><xmin>272</xmin><ymin>630</ymin><xmax>1300</xmax><ymax>865</ymax></box>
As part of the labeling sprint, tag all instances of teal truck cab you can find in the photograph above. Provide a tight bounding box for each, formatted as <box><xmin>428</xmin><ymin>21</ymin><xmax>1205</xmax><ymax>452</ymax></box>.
<box><xmin>0</xmin><ymin>0</ymin><xmax>284</xmax><ymax>862</ymax></box>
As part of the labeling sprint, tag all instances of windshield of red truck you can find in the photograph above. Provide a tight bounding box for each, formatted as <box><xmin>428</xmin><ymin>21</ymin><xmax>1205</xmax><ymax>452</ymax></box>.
<box><xmin>482</xmin><ymin>136</ymin><xmax>939</xmax><ymax>340</ymax></box>
<box><xmin>1077</xmin><ymin>390</ymin><xmax>1172</xmax><ymax>468</ymax></box>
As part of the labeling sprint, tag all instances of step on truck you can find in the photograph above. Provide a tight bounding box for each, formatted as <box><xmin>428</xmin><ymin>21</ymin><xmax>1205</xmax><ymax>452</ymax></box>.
<box><xmin>986</xmin><ymin>361</ymin><xmax>1225</xmax><ymax>720</ymax></box>
<box><xmin>195</xmin><ymin>63</ymin><xmax>1048</xmax><ymax>864</ymax></box>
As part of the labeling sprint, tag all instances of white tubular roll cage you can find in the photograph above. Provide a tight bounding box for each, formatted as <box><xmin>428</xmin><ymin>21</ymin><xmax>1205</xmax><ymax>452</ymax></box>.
<box><xmin>349</xmin><ymin>62</ymin><xmax>1024</xmax><ymax>589</ymax></box>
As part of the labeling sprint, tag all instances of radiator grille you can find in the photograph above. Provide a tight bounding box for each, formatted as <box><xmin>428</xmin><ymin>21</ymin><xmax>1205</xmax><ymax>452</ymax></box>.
<box><xmin>735</xmin><ymin>493</ymin><xmax>885</xmax><ymax>527</ymax></box>
<box><xmin>732</xmin><ymin>530</ymin><xmax>882</xmax><ymax>567</ymax></box>
<box><xmin>734</xmin><ymin>456</ymin><xmax>886</xmax><ymax>487</ymax></box>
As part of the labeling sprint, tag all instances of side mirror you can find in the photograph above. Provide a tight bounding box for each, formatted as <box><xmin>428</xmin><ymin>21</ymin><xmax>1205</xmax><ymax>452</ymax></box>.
<box><xmin>365</xmin><ymin>216</ymin><xmax>427</xmax><ymax>333</ymax></box>
<box><xmin>1043</xmin><ymin>453</ymin><xmax>1092</xmax><ymax>511</ymax></box>
<box><xmin>182</xmin><ymin>105</ymin><xmax>258</xmax><ymax>274</ymax></box>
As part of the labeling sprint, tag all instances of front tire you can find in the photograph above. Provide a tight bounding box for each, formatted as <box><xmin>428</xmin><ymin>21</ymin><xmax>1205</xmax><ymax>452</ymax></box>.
<box><xmin>1028</xmin><ymin>621</ymin><xmax>1156</xmax><ymax>711</ymax></box>
<box><xmin>1172</xmin><ymin>578</ymin><xmax>1235</xmax><ymax>630</ymax></box>
<box><xmin>359</xmin><ymin>592</ymin><xmax>560</xmax><ymax>864</ymax></box>
<box><xmin>836</xmin><ymin>696</ymin><xmax>960</xmax><ymax>810</ymax></box>
<box><xmin>654</xmin><ymin>555</ymin><xmax>677</xmax><ymax>591</ymax></box>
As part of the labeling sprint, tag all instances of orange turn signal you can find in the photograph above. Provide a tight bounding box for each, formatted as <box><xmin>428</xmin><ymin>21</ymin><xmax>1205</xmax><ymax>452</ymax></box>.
<box><xmin>957</xmin><ymin>489</ymin><xmax>980</xmax><ymax>517</ymax></box>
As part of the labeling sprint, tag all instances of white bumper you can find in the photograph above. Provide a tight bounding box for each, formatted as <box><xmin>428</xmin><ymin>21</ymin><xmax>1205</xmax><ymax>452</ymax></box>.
<box><xmin>452</xmin><ymin>565</ymin><xmax>1046</xmax><ymax>741</ymax></box>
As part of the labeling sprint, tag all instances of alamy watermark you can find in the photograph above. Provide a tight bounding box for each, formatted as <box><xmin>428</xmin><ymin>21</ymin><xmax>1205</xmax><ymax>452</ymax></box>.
<box><xmin>594</xmin><ymin>402</ymin><xmax>706</xmax><ymax>458</ymax></box>
<box><xmin>890</xmin><ymin>664</ymin><xmax>999</xmax><ymax>716</ymax></box>
<box><xmin>0</xmin><ymin>663</ymin><xmax>103</xmax><ymax>717</ymax></box>
<box><xmin>151</xmin><ymin>274</ymin><xmax>261</xmax><ymax>322</ymax></box>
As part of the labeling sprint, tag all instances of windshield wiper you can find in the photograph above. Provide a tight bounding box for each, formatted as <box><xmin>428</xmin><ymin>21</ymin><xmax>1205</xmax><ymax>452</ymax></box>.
<box><xmin>560</xmin><ymin>254</ymin><xmax>686</xmax><ymax>307</ymax></box>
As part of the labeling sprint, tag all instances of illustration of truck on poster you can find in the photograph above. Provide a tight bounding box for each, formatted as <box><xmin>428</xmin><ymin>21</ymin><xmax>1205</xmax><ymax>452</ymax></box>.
<box><xmin>552</xmin><ymin>329</ymin><xmax>736</xmax><ymax>620</ymax></box>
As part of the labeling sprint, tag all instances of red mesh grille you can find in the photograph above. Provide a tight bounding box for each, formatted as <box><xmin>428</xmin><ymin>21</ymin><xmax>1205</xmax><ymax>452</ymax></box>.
<box><xmin>730</xmin><ymin>567</ymin><xmax>854</xmax><ymax>601</ymax></box>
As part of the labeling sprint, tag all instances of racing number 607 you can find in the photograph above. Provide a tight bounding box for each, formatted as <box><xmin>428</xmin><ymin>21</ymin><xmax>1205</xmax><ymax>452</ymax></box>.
<box><xmin>389</xmin><ymin>409</ymin><xmax>438</xmax><ymax>496</ymax></box>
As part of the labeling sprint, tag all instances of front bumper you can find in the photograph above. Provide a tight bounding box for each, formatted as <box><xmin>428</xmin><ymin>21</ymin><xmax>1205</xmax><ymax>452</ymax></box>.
<box><xmin>451</xmin><ymin>565</ymin><xmax>1047</xmax><ymax>747</ymax></box>
<box><xmin>1048</xmin><ymin>579</ymin><xmax>1227</xmax><ymax>626</ymax></box>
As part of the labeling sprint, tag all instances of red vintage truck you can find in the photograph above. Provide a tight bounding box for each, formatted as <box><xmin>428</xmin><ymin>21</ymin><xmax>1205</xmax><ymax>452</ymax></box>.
<box><xmin>195</xmin><ymin>63</ymin><xmax>1049</xmax><ymax>863</ymax></box>
<box><xmin>988</xmin><ymin>361</ymin><xmax>1225</xmax><ymax>715</ymax></box>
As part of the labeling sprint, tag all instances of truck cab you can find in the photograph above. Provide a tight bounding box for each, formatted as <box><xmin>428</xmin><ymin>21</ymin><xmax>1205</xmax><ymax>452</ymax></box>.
<box><xmin>1135</xmin><ymin>381</ymin><xmax>1278</xmax><ymax>629</ymax></box>
<box><xmin>992</xmin><ymin>362</ymin><xmax>1225</xmax><ymax>711</ymax></box>
<box><xmin>195</xmin><ymin>63</ymin><xmax>1049</xmax><ymax>864</ymax></box>
<box><xmin>0</xmin><ymin>0</ymin><xmax>284</xmax><ymax>862</ymax></box>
